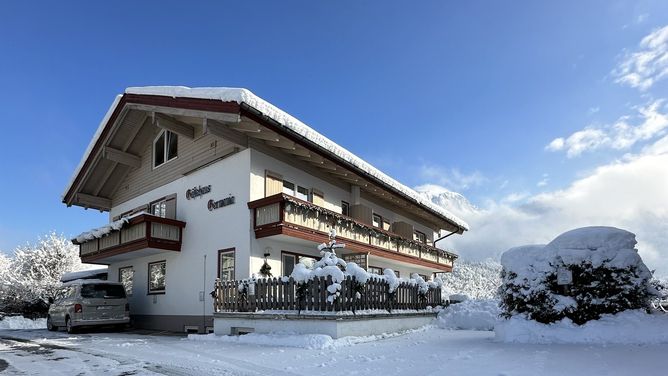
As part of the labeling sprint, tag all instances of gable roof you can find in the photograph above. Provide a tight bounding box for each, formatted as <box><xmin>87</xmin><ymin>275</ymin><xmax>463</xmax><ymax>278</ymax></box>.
<box><xmin>63</xmin><ymin>86</ymin><xmax>468</xmax><ymax>232</ymax></box>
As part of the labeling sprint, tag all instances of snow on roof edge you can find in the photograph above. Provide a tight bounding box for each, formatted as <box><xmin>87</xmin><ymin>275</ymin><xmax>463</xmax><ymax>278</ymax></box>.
<box><xmin>64</xmin><ymin>86</ymin><xmax>468</xmax><ymax>231</ymax></box>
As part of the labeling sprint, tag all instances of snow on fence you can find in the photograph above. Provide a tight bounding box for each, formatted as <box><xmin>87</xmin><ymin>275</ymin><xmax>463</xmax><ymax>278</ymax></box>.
<box><xmin>213</xmin><ymin>275</ymin><xmax>442</xmax><ymax>313</ymax></box>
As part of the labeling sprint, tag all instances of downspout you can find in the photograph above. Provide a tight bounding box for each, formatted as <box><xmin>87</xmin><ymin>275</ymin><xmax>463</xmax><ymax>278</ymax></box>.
<box><xmin>434</xmin><ymin>229</ymin><xmax>458</xmax><ymax>247</ymax></box>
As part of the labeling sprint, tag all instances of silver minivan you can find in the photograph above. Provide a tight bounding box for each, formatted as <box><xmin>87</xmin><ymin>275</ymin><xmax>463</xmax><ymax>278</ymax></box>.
<box><xmin>47</xmin><ymin>280</ymin><xmax>130</xmax><ymax>333</ymax></box>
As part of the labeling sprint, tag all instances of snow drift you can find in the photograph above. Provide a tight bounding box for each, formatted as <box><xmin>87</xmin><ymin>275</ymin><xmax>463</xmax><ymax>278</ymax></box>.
<box><xmin>495</xmin><ymin>310</ymin><xmax>668</xmax><ymax>345</ymax></box>
<box><xmin>437</xmin><ymin>299</ymin><xmax>499</xmax><ymax>331</ymax></box>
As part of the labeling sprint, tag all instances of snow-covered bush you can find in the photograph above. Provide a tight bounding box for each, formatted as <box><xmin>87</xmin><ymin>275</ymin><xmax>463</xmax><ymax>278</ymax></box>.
<box><xmin>439</xmin><ymin>259</ymin><xmax>501</xmax><ymax>300</ymax></box>
<box><xmin>499</xmin><ymin>227</ymin><xmax>653</xmax><ymax>325</ymax></box>
<box><xmin>0</xmin><ymin>232</ymin><xmax>88</xmax><ymax>316</ymax></box>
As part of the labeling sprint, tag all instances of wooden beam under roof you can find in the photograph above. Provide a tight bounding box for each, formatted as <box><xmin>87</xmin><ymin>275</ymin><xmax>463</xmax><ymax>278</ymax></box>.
<box><xmin>247</xmin><ymin>129</ymin><xmax>280</xmax><ymax>142</ymax></box>
<box><xmin>205</xmin><ymin>119</ymin><xmax>249</xmax><ymax>147</ymax></box>
<box><xmin>155</xmin><ymin>113</ymin><xmax>195</xmax><ymax>139</ymax></box>
<box><xmin>102</xmin><ymin>146</ymin><xmax>141</xmax><ymax>168</ymax></box>
<box><xmin>284</xmin><ymin>146</ymin><xmax>311</xmax><ymax>157</ymax></box>
<box><xmin>75</xmin><ymin>193</ymin><xmax>111</xmax><ymax>210</ymax></box>
<box><xmin>265</xmin><ymin>138</ymin><xmax>296</xmax><ymax>150</ymax></box>
<box><xmin>126</xmin><ymin>103</ymin><xmax>240</xmax><ymax>124</ymax></box>
<box><xmin>229</xmin><ymin>122</ymin><xmax>262</xmax><ymax>133</ymax></box>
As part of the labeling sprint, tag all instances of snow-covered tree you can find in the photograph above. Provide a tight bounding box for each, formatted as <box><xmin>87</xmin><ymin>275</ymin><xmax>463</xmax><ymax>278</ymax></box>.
<box><xmin>439</xmin><ymin>259</ymin><xmax>502</xmax><ymax>299</ymax></box>
<box><xmin>0</xmin><ymin>232</ymin><xmax>87</xmax><ymax>314</ymax></box>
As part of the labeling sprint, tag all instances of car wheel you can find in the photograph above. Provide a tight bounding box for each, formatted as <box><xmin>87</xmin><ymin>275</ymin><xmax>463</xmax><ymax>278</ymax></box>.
<box><xmin>65</xmin><ymin>317</ymin><xmax>76</xmax><ymax>334</ymax></box>
<box><xmin>46</xmin><ymin>316</ymin><xmax>58</xmax><ymax>331</ymax></box>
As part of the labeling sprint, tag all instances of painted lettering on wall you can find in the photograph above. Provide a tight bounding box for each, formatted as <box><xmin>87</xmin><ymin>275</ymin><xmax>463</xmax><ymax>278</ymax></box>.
<box><xmin>186</xmin><ymin>185</ymin><xmax>212</xmax><ymax>200</ymax></box>
<box><xmin>208</xmin><ymin>196</ymin><xmax>235</xmax><ymax>211</ymax></box>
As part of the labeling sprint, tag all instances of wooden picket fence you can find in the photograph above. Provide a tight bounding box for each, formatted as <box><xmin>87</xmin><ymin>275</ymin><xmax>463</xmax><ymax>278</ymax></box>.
<box><xmin>213</xmin><ymin>275</ymin><xmax>443</xmax><ymax>313</ymax></box>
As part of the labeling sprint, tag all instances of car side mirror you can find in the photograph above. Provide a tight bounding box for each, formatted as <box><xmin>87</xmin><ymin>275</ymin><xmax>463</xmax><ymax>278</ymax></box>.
<box><xmin>48</xmin><ymin>297</ymin><xmax>54</xmax><ymax>304</ymax></box>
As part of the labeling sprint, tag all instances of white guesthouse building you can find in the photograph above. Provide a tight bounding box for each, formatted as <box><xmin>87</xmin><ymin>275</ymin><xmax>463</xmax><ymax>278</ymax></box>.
<box><xmin>63</xmin><ymin>87</ymin><xmax>468</xmax><ymax>333</ymax></box>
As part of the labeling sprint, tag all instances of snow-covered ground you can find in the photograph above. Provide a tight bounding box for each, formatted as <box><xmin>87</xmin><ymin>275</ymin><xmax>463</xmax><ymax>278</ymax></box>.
<box><xmin>1</xmin><ymin>325</ymin><xmax>666</xmax><ymax>375</ymax></box>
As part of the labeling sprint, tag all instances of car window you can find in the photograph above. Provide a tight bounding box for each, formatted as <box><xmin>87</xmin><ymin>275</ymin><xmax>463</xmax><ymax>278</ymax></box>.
<box><xmin>80</xmin><ymin>284</ymin><xmax>127</xmax><ymax>299</ymax></box>
<box><xmin>55</xmin><ymin>288</ymin><xmax>68</xmax><ymax>302</ymax></box>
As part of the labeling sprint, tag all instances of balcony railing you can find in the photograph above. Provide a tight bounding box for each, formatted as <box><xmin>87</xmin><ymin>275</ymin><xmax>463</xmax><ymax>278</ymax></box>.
<box><xmin>248</xmin><ymin>194</ymin><xmax>457</xmax><ymax>269</ymax></box>
<box><xmin>73</xmin><ymin>214</ymin><xmax>186</xmax><ymax>263</ymax></box>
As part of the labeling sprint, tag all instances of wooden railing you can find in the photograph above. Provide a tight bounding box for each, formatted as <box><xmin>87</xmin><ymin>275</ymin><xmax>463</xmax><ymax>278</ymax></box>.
<box><xmin>75</xmin><ymin>214</ymin><xmax>186</xmax><ymax>260</ymax></box>
<box><xmin>248</xmin><ymin>194</ymin><xmax>457</xmax><ymax>268</ymax></box>
<box><xmin>213</xmin><ymin>276</ymin><xmax>443</xmax><ymax>313</ymax></box>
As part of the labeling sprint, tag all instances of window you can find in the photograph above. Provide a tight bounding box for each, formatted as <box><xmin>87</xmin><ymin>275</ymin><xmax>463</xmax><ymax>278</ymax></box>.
<box><xmin>296</xmin><ymin>186</ymin><xmax>309</xmax><ymax>201</ymax></box>
<box><xmin>148</xmin><ymin>261</ymin><xmax>166</xmax><ymax>294</ymax></box>
<box><xmin>341</xmin><ymin>201</ymin><xmax>350</xmax><ymax>216</ymax></box>
<box><xmin>81</xmin><ymin>284</ymin><xmax>126</xmax><ymax>299</ymax></box>
<box><xmin>282</xmin><ymin>251</ymin><xmax>317</xmax><ymax>276</ymax></box>
<box><xmin>149</xmin><ymin>195</ymin><xmax>176</xmax><ymax>219</ymax></box>
<box><xmin>218</xmin><ymin>249</ymin><xmax>235</xmax><ymax>281</ymax></box>
<box><xmin>368</xmin><ymin>266</ymin><xmax>382</xmax><ymax>275</ymax></box>
<box><xmin>151</xmin><ymin>200</ymin><xmax>166</xmax><ymax>218</ymax></box>
<box><xmin>153</xmin><ymin>130</ymin><xmax>178</xmax><ymax>168</ymax></box>
<box><xmin>372</xmin><ymin>213</ymin><xmax>383</xmax><ymax>228</ymax></box>
<box><xmin>118</xmin><ymin>267</ymin><xmax>134</xmax><ymax>296</ymax></box>
<box><xmin>282</xmin><ymin>254</ymin><xmax>296</xmax><ymax>276</ymax></box>
<box><xmin>414</xmin><ymin>231</ymin><xmax>427</xmax><ymax>244</ymax></box>
<box><xmin>282</xmin><ymin>180</ymin><xmax>295</xmax><ymax>196</ymax></box>
<box><xmin>382</xmin><ymin>220</ymin><xmax>391</xmax><ymax>231</ymax></box>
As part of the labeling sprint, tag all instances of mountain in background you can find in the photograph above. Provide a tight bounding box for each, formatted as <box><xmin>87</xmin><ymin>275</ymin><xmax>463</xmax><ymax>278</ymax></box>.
<box><xmin>414</xmin><ymin>184</ymin><xmax>479</xmax><ymax>216</ymax></box>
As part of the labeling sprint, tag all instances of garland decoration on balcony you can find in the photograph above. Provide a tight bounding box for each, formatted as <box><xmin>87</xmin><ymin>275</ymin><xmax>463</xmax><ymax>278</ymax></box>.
<box><xmin>282</xmin><ymin>195</ymin><xmax>458</xmax><ymax>262</ymax></box>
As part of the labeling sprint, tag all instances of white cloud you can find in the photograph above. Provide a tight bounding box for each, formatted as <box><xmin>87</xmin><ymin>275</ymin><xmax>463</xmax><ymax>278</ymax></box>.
<box><xmin>546</xmin><ymin>100</ymin><xmax>668</xmax><ymax>157</ymax></box>
<box><xmin>419</xmin><ymin>166</ymin><xmax>486</xmax><ymax>191</ymax></box>
<box><xmin>440</xmin><ymin>135</ymin><xmax>668</xmax><ymax>277</ymax></box>
<box><xmin>614</xmin><ymin>25</ymin><xmax>668</xmax><ymax>91</ymax></box>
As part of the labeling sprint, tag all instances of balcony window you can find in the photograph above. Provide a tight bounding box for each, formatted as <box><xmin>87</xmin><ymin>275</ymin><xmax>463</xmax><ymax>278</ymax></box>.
<box><xmin>149</xmin><ymin>194</ymin><xmax>176</xmax><ymax>219</ymax></box>
<box><xmin>219</xmin><ymin>249</ymin><xmax>235</xmax><ymax>281</ymax></box>
<box><xmin>118</xmin><ymin>266</ymin><xmax>134</xmax><ymax>296</ymax></box>
<box><xmin>283</xmin><ymin>180</ymin><xmax>295</xmax><ymax>196</ymax></box>
<box><xmin>341</xmin><ymin>201</ymin><xmax>350</xmax><ymax>216</ymax></box>
<box><xmin>296</xmin><ymin>186</ymin><xmax>309</xmax><ymax>201</ymax></box>
<box><xmin>153</xmin><ymin>130</ymin><xmax>178</xmax><ymax>168</ymax></box>
<box><xmin>148</xmin><ymin>260</ymin><xmax>166</xmax><ymax>294</ymax></box>
<box><xmin>414</xmin><ymin>231</ymin><xmax>427</xmax><ymax>244</ymax></box>
<box><xmin>372</xmin><ymin>213</ymin><xmax>383</xmax><ymax>228</ymax></box>
<box><xmin>368</xmin><ymin>266</ymin><xmax>382</xmax><ymax>275</ymax></box>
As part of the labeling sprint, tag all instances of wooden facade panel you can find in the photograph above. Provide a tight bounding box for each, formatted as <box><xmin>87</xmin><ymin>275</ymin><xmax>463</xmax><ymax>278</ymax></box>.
<box><xmin>151</xmin><ymin>222</ymin><xmax>180</xmax><ymax>241</ymax></box>
<box><xmin>265</xmin><ymin>170</ymin><xmax>282</xmax><ymax>196</ymax></box>
<box><xmin>99</xmin><ymin>233</ymin><xmax>120</xmax><ymax>250</ymax></box>
<box><xmin>121</xmin><ymin>223</ymin><xmax>146</xmax><ymax>243</ymax></box>
<box><xmin>112</xmin><ymin>125</ymin><xmax>237</xmax><ymax>205</ymax></box>
<box><xmin>80</xmin><ymin>240</ymin><xmax>99</xmax><ymax>256</ymax></box>
<box><xmin>255</xmin><ymin>203</ymin><xmax>280</xmax><ymax>226</ymax></box>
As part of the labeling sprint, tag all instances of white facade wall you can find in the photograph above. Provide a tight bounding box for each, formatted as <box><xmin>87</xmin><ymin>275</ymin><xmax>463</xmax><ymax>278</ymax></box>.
<box><xmin>107</xmin><ymin>149</ymin><xmax>252</xmax><ymax>318</ymax></box>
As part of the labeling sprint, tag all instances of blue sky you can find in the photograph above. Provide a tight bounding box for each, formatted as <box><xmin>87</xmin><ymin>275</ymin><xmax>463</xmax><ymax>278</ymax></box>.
<box><xmin>1</xmin><ymin>1</ymin><xmax>668</xmax><ymax>269</ymax></box>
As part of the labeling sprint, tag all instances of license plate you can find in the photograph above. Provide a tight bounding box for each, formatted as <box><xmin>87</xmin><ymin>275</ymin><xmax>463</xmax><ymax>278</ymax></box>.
<box><xmin>97</xmin><ymin>306</ymin><xmax>112</xmax><ymax>310</ymax></box>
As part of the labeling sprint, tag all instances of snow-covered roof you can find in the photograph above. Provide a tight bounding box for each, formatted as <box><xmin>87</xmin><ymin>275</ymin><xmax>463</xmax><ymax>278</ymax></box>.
<box><xmin>60</xmin><ymin>268</ymin><xmax>108</xmax><ymax>283</ymax></box>
<box><xmin>62</xmin><ymin>278</ymin><xmax>121</xmax><ymax>286</ymax></box>
<box><xmin>63</xmin><ymin>86</ymin><xmax>468</xmax><ymax>231</ymax></box>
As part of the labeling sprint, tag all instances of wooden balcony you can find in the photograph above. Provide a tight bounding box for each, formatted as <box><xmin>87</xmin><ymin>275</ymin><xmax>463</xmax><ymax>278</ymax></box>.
<box><xmin>248</xmin><ymin>194</ymin><xmax>457</xmax><ymax>271</ymax></box>
<box><xmin>74</xmin><ymin>214</ymin><xmax>186</xmax><ymax>264</ymax></box>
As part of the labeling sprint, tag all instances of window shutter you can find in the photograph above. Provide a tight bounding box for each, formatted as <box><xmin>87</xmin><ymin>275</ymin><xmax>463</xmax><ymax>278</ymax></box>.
<box><xmin>164</xmin><ymin>195</ymin><xmax>177</xmax><ymax>219</ymax></box>
<box><xmin>265</xmin><ymin>170</ymin><xmax>283</xmax><ymax>196</ymax></box>
<box><xmin>311</xmin><ymin>188</ymin><xmax>324</xmax><ymax>206</ymax></box>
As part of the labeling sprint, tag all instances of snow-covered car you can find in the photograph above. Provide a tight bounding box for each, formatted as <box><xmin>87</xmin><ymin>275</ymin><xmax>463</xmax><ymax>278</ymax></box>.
<box><xmin>46</xmin><ymin>279</ymin><xmax>130</xmax><ymax>333</ymax></box>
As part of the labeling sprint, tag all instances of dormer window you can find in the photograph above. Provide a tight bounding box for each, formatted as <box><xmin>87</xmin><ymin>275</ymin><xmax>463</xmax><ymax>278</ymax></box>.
<box><xmin>153</xmin><ymin>130</ymin><xmax>178</xmax><ymax>168</ymax></box>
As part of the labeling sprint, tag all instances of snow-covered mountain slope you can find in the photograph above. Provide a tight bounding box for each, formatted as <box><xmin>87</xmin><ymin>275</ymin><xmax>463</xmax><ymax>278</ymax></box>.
<box><xmin>414</xmin><ymin>184</ymin><xmax>479</xmax><ymax>216</ymax></box>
